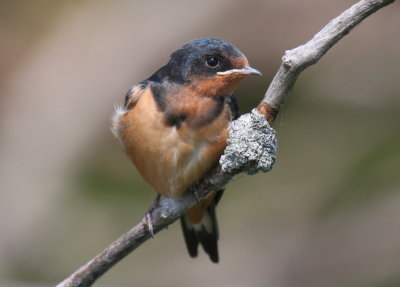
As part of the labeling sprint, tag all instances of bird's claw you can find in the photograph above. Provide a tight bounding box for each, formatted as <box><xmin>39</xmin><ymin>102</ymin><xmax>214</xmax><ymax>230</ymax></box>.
<box><xmin>193</xmin><ymin>189</ymin><xmax>201</xmax><ymax>205</ymax></box>
<box><xmin>142</xmin><ymin>194</ymin><xmax>161</xmax><ymax>237</ymax></box>
<box><xmin>143</xmin><ymin>212</ymin><xmax>154</xmax><ymax>237</ymax></box>
<box><xmin>189</xmin><ymin>182</ymin><xmax>202</xmax><ymax>206</ymax></box>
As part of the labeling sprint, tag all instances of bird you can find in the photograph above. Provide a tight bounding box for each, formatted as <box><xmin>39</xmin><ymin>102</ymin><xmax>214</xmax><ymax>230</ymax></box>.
<box><xmin>111</xmin><ymin>38</ymin><xmax>261</xmax><ymax>263</ymax></box>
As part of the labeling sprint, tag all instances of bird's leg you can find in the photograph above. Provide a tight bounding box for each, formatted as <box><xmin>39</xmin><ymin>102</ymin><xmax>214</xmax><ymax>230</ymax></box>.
<box><xmin>188</xmin><ymin>182</ymin><xmax>202</xmax><ymax>206</ymax></box>
<box><xmin>142</xmin><ymin>193</ymin><xmax>161</xmax><ymax>237</ymax></box>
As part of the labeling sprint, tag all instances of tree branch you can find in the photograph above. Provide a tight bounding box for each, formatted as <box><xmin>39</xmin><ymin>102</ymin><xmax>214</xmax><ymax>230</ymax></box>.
<box><xmin>56</xmin><ymin>0</ymin><xmax>396</xmax><ymax>286</ymax></box>
<box><xmin>258</xmin><ymin>0</ymin><xmax>396</xmax><ymax>121</ymax></box>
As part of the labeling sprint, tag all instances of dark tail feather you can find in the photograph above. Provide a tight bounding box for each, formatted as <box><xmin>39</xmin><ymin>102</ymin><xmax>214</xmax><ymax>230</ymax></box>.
<box><xmin>198</xmin><ymin>200</ymin><xmax>219</xmax><ymax>263</ymax></box>
<box><xmin>180</xmin><ymin>217</ymin><xmax>199</xmax><ymax>258</ymax></box>
<box><xmin>180</xmin><ymin>189</ymin><xmax>224</xmax><ymax>263</ymax></box>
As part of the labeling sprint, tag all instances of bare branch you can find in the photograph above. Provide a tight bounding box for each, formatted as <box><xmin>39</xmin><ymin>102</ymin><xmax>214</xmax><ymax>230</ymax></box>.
<box><xmin>56</xmin><ymin>0</ymin><xmax>396</xmax><ymax>286</ymax></box>
<box><xmin>258</xmin><ymin>0</ymin><xmax>396</xmax><ymax>121</ymax></box>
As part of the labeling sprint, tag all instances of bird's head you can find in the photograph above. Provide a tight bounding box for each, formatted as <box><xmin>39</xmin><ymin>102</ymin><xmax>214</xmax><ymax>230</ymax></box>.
<box><xmin>165</xmin><ymin>38</ymin><xmax>261</xmax><ymax>96</ymax></box>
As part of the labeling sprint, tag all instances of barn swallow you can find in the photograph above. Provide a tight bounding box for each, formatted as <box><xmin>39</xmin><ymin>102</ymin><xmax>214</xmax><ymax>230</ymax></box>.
<box><xmin>112</xmin><ymin>38</ymin><xmax>261</xmax><ymax>263</ymax></box>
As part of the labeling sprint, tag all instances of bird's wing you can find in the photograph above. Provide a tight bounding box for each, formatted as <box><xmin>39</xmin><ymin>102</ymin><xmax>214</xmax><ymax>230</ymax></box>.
<box><xmin>124</xmin><ymin>81</ymin><xmax>148</xmax><ymax>109</ymax></box>
<box><xmin>226</xmin><ymin>94</ymin><xmax>240</xmax><ymax>120</ymax></box>
<box><xmin>111</xmin><ymin>81</ymin><xmax>148</xmax><ymax>141</ymax></box>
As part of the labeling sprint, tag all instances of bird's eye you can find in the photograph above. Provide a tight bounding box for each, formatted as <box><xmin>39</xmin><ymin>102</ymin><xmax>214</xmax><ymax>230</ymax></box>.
<box><xmin>206</xmin><ymin>56</ymin><xmax>219</xmax><ymax>68</ymax></box>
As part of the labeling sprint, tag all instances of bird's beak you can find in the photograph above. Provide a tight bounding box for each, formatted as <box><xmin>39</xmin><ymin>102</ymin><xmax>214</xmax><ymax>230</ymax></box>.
<box><xmin>217</xmin><ymin>66</ymin><xmax>262</xmax><ymax>76</ymax></box>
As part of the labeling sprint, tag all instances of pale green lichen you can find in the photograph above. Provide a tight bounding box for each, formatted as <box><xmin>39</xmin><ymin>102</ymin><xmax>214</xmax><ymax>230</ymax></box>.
<box><xmin>220</xmin><ymin>109</ymin><xmax>277</xmax><ymax>175</ymax></box>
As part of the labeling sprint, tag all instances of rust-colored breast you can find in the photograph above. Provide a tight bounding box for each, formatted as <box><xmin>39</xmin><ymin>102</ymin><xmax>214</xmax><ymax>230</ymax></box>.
<box><xmin>116</xmin><ymin>86</ymin><xmax>232</xmax><ymax>198</ymax></box>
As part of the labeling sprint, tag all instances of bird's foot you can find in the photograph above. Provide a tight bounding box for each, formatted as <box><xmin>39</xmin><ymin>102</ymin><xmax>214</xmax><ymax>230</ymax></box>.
<box><xmin>142</xmin><ymin>194</ymin><xmax>161</xmax><ymax>237</ymax></box>
<box><xmin>188</xmin><ymin>182</ymin><xmax>202</xmax><ymax>206</ymax></box>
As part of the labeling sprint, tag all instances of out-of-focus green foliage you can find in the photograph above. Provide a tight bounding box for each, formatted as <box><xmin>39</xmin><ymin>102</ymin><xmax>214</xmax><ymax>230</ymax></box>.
<box><xmin>319</xmin><ymin>127</ymin><xmax>400</xmax><ymax>217</ymax></box>
<box><xmin>75</xmin><ymin>158</ymin><xmax>151</xmax><ymax>204</ymax></box>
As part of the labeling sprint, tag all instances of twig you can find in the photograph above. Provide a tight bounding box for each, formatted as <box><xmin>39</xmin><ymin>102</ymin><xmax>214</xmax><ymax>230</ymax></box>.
<box><xmin>56</xmin><ymin>0</ymin><xmax>396</xmax><ymax>286</ymax></box>
<box><xmin>258</xmin><ymin>0</ymin><xmax>396</xmax><ymax>121</ymax></box>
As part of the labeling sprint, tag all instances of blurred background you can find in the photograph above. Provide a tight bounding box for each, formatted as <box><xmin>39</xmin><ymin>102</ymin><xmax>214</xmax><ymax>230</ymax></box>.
<box><xmin>0</xmin><ymin>0</ymin><xmax>399</xmax><ymax>286</ymax></box>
